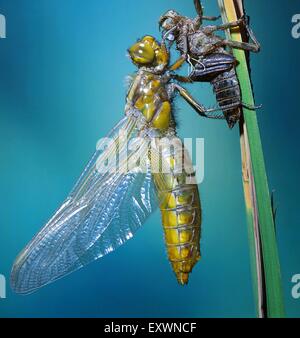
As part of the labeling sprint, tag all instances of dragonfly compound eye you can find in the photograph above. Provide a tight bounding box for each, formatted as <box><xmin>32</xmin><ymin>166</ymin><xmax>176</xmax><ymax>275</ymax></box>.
<box><xmin>128</xmin><ymin>38</ymin><xmax>156</xmax><ymax>66</ymax></box>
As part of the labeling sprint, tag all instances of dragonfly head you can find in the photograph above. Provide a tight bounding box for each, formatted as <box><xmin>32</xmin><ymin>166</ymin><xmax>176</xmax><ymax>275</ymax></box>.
<box><xmin>128</xmin><ymin>36</ymin><xmax>169</xmax><ymax>72</ymax></box>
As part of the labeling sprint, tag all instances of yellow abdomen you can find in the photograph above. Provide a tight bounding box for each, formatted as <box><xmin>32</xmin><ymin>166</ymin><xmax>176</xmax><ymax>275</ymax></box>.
<box><xmin>153</xmin><ymin>138</ymin><xmax>202</xmax><ymax>285</ymax></box>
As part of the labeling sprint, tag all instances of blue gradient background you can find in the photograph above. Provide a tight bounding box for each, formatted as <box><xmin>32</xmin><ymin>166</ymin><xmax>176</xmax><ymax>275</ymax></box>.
<box><xmin>0</xmin><ymin>0</ymin><xmax>299</xmax><ymax>317</ymax></box>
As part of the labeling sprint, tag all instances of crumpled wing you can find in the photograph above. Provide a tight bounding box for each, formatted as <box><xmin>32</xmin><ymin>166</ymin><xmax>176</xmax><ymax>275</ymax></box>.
<box><xmin>11</xmin><ymin>115</ymin><xmax>158</xmax><ymax>294</ymax></box>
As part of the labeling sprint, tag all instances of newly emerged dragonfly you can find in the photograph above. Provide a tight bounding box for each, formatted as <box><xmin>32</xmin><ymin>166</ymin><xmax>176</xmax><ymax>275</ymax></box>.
<box><xmin>11</xmin><ymin>36</ymin><xmax>217</xmax><ymax>294</ymax></box>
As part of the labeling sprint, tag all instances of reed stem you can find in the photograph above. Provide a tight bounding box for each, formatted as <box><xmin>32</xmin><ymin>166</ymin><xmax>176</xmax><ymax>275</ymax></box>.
<box><xmin>217</xmin><ymin>0</ymin><xmax>285</xmax><ymax>318</ymax></box>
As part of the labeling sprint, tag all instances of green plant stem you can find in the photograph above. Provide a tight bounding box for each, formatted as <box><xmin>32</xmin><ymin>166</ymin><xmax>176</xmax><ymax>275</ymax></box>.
<box><xmin>217</xmin><ymin>0</ymin><xmax>285</xmax><ymax>318</ymax></box>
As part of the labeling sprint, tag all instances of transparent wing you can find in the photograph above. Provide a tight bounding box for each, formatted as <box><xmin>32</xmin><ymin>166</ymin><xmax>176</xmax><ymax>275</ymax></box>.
<box><xmin>11</xmin><ymin>114</ymin><xmax>159</xmax><ymax>294</ymax></box>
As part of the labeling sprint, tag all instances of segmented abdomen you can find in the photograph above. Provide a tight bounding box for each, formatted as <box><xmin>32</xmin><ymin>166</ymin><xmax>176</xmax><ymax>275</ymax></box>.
<box><xmin>160</xmin><ymin>184</ymin><xmax>201</xmax><ymax>285</ymax></box>
<box><xmin>153</xmin><ymin>137</ymin><xmax>201</xmax><ymax>285</ymax></box>
<box><xmin>211</xmin><ymin>68</ymin><xmax>241</xmax><ymax>128</ymax></box>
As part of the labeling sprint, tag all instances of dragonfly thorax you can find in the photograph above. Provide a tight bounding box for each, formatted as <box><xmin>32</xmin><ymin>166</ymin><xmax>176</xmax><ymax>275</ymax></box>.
<box><xmin>126</xmin><ymin>70</ymin><xmax>172</xmax><ymax>131</ymax></box>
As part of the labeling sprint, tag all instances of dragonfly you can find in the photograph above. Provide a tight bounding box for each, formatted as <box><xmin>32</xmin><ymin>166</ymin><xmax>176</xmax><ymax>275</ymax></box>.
<box><xmin>11</xmin><ymin>35</ymin><xmax>216</xmax><ymax>294</ymax></box>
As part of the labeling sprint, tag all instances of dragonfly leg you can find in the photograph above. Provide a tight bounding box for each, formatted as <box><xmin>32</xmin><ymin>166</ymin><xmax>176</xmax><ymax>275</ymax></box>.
<box><xmin>202</xmin><ymin>15</ymin><xmax>221</xmax><ymax>21</ymax></box>
<box><xmin>170</xmin><ymin>56</ymin><xmax>186</xmax><ymax>71</ymax></box>
<box><xmin>206</xmin><ymin>16</ymin><xmax>260</xmax><ymax>53</ymax></box>
<box><xmin>172</xmin><ymin>74</ymin><xmax>193</xmax><ymax>83</ymax></box>
<box><xmin>222</xmin><ymin>36</ymin><xmax>260</xmax><ymax>53</ymax></box>
<box><xmin>194</xmin><ymin>0</ymin><xmax>203</xmax><ymax>17</ymax></box>
<box><xmin>172</xmin><ymin>83</ymin><xmax>208</xmax><ymax>117</ymax></box>
<box><xmin>204</xmin><ymin>19</ymin><xmax>242</xmax><ymax>33</ymax></box>
<box><xmin>194</xmin><ymin>0</ymin><xmax>220</xmax><ymax>21</ymax></box>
